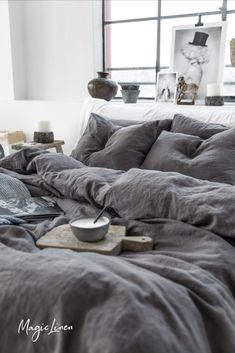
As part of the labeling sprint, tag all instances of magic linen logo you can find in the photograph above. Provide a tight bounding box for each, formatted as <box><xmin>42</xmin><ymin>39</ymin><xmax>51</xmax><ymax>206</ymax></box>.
<box><xmin>17</xmin><ymin>318</ymin><xmax>73</xmax><ymax>342</ymax></box>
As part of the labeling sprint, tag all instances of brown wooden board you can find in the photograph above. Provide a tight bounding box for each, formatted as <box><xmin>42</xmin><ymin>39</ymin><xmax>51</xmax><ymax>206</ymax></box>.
<box><xmin>36</xmin><ymin>225</ymin><xmax>153</xmax><ymax>256</ymax></box>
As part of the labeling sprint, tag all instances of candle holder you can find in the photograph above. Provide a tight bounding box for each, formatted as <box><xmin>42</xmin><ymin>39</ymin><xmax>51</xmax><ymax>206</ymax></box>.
<box><xmin>33</xmin><ymin>131</ymin><xmax>54</xmax><ymax>143</ymax></box>
<box><xmin>205</xmin><ymin>96</ymin><xmax>224</xmax><ymax>106</ymax></box>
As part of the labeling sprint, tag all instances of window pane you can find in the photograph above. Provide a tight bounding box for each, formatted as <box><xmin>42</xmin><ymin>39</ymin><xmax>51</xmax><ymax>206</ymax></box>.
<box><xmin>110</xmin><ymin>69</ymin><xmax>155</xmax><ymax>99</ymax></box>
<box><xmin>136</xmin><ymin>85</ymin><xmax>156</xmax><ymax>98</ymax></box>
<box><xmin>223</xmin><ymin>66</ymin><xmax>235</xmax><ymax>96</ymax></box>
<box><xmin>105</xmin><ymin>21</ymin><xmax>157</xmax><ymax>68</ymax></box>
<box><xmin>227</xmin><ymin>0</ymin><xmax>235</xmax><ymax>10</ymax></box>
<box><xmin>104</xmin><ymin>0</ymin><xmax>158</xmax><ymax>22</ymax></box>
<box><xmin>160</xmin><ymin>14</ymin><xmax>222</xmax><ymax>69</ymax></box>
<box><xmin>161</xmin><ymin>0</ymin><xmax>222</xmax><ymax>16</ymax></box>
<box><xmin>110</xmin><ymin>69</ymin><xmax>155</xmax><ymax>83</ymax></box>
<box><xmin>202</xmin><ymin>14</ymin><xmax>223</xmax><ymax>22</ymax></box>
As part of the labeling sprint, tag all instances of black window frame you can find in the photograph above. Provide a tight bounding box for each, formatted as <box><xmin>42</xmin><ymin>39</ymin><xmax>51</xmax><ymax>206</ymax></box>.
<box><xmin>102</xmin><ymin>0</ymin><xmax>235</xmax><ymax>101</ymax></box>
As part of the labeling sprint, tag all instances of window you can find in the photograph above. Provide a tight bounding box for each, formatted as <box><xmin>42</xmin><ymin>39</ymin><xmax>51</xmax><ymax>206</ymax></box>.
<box><xmin>103</xmin><ymin>0</ymin><xmax>235</xmax><ymax>100</ymax></box>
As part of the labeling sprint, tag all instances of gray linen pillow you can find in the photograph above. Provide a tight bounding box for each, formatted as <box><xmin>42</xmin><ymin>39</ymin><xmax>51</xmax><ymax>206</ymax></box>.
<box><xmin>141</xmin><ymin>129</ymin><xmax>235</xmax><ymax>185</ymax></box>
<box><xmin>87</xmin><ymin>119</ymin><xmax>172</xmax><ymax>170</ymax></box>
<box><xmin>109</xmin><ymin>118</ymin><xmax>142</xmax><ymax>127</ymax></box>
<box><xmin>142</xmin><ymin>130</ymin><xmax>201</xmax><ymax>171</ymax></box>
<box><xmin>27</xmin><ymin>153</ymin><xmax>84</xmax><ymax>174</ymax></box>
<box><xmin>71</xmin><ymin>112</ymin><xmax>172</xmax><ymax>170</ymax></box>
<box><xmin>171</xmin><ymin>113</ymin><xmax>228</xmax><ymax>139</ymax></box>
<box><xmin>71</xmin><ymin>113</ymin><xmax>119</xmax><ymax>163</ymax></box>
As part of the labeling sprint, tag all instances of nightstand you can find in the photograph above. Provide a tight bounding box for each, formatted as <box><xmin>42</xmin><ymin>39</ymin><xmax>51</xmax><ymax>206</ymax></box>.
<box><xmin>11</xmin><ymin>140</ymin><xmax>65</xmax><ymax>153</ymax></box>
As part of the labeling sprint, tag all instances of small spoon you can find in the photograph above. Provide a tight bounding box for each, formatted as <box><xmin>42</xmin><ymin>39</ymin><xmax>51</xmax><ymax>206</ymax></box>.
<box><xmin>93</xmin><ymin>206</ymin><xmax>107</xmax><ymax>224</ymax></box>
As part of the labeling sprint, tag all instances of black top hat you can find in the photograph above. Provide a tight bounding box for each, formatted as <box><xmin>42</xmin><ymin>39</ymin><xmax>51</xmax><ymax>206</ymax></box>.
<box><xmin>189</xmin><ymin>31</ymin><xmax>209</xmax><ymax>47</ymax></box>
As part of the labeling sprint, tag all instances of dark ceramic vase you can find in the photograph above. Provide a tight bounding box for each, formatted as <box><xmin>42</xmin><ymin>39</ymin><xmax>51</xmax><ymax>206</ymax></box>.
<box><xmin>87</xmin><ymin>72</ymin><xmax>118</xmax><ymax>101</ymax></box>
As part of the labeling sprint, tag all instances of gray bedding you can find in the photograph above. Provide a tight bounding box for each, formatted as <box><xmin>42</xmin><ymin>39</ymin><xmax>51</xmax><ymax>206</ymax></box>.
<box><xmin>0</xmin><ymin>149</ymin><xmax>235</xmax><ymax>353</ymax></box>
<box><xmin>141</xmin><ymin>129</ymin><xmax>235</xmax><ymax>184</ymax></box>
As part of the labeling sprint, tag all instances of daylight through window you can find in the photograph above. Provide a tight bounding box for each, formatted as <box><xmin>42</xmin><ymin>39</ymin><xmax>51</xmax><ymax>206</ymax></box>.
<box><xmin>103</xmin><ymin>0</ymin><xmax>235</xmax><ymax>100</ymax></box>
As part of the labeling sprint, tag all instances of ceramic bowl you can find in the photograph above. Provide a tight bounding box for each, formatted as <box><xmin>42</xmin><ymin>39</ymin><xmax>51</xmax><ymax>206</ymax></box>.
<box><xmin>69</xmin><ymin>216</ymin><xmax>110</xmax><ymax>242</ymax></box>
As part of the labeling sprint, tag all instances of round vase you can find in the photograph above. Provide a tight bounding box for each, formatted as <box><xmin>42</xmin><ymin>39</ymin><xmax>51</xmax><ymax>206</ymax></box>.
<box><xmin>87</xmin><ymin>72</ymin><xmax>118</xmax><ymax>101</ymax></box>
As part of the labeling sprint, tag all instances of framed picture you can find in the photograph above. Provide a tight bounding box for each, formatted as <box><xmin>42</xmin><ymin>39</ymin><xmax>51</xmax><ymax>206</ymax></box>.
<box><xmin>156</xmin><ymin>72</ymin><xmax>178</xmax><ymax>102</ymax></box>
<box><xmin>170</xmin><ymin>22</ymin><xmax>227</xmax><ymax>100</ymax></box>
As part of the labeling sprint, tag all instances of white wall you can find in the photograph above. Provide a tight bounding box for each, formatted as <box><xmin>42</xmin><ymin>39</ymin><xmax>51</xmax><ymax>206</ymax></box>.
<box><xmin>8</xmin><ymin>0</ymin><xmax>26</xmax><ymax>99</ymax></box>
<box><xmin>0</xmin><ymin>100</ymin><xmax>83</xmax><ymax>155</ymax></box>
<box><xmin>0</xmin><ymin>0</ymin><xmax>102</xmax><ymax>155</ymax></box>
<box><xmin>0</xmin><ymin>1</ymin><xmax>14</xmax><ymax>100</ymax></box>
<box><xmin>8</xmin><ymin>0</ymin><xmax>102</xmax><ymax>101</ymax></box>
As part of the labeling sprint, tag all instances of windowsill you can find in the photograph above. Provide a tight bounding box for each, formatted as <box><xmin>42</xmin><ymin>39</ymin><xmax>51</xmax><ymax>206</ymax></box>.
<box><xmin>112</xmin><ymin>98</ymin><xmax>235</xmax><ymax>107</ymax></box>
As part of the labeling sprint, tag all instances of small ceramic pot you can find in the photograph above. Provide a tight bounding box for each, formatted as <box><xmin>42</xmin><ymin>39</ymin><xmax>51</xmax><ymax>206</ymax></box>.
<box><xmin>121</xmin><ymin>84</ymin><xmax>140</xmax><ymax>91</ymax></box>
<box><xmin>33</xmin><ymin>131</ymin><xmax>54</xmax><ymax>143</ymax></box>
<box><xmin>205</xmin><ymin>96</ymin><xmax>224</xmax><ymax>106</ymax></box>
<box><xmin>121</xmin><ymin>89</ymin><xmax>140</xmax><ymax>103</ymax></box>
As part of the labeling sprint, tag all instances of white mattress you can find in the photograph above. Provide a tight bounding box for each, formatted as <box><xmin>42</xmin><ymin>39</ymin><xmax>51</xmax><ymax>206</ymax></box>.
<box><xmin>79</xmin><ymin>97</ymin><xmax>235</xmax><ymax>136</ymax></box>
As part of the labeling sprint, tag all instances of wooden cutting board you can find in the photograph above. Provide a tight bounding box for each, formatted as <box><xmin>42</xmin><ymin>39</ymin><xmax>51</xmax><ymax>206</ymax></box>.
<box><xmin>36</xmin><ymin>224</ymin><xmax>153</xmax><ymax>256</ymax></box>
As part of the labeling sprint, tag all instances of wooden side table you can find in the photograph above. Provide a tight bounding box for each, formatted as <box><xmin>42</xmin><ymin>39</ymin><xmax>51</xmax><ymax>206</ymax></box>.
<box><xmin>11</xmin><ymin>140</ymin><xmax>65</xmax><ymax>153</ymax></box>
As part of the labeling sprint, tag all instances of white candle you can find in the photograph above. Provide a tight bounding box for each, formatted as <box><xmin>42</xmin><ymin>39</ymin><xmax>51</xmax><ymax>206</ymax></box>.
<box><xmin>207</xmin><ymin>84</ymin><xmax>221</xmax><ymax>97</ymax></box>
<box><xmin>37</xmin><ymin>120</ymin><xmax>51</xmax><ymax>132</ymax></box>
<box><xmin>71</xmin><ymin>217</ymin><xmax>109</xmax><ymax>229</ymax></box>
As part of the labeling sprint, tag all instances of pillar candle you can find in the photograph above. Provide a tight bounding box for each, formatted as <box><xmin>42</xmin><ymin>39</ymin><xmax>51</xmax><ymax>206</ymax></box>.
<box><xmin>36</xmin><ymin>120</ymin><xmax>51</xmax><ymax>132</ymax></box>
<box><xmin>207</xmin><ymin>84</ymin><xmax>221</xmax><ymax>97</ymax></box>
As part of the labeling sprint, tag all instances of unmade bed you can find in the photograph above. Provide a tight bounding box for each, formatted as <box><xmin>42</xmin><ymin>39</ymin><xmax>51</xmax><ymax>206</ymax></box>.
<box><xmin>0</xmin><ymin>112</ymin><xmax>235</xmax><ymax>353</ymax></box>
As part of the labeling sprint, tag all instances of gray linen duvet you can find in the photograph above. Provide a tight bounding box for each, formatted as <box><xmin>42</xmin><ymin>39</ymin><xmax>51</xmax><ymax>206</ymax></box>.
<box><xmin>0</xmin><ymin>149</ymin><xmax>235</xmax><ymax>353</ymax></box>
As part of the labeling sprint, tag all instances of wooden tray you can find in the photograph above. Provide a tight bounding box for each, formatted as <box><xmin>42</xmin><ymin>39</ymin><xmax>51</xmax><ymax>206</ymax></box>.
<box><xmin>36</xmin><ymin>225</ymin><xmax>153</xmax><ymax>256</ymax></box>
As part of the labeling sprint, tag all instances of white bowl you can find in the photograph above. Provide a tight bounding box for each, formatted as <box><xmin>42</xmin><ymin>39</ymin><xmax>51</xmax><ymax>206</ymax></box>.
<box><xmin>69</xmin><ymin>216</ymin><xmax>110</xmax><ymax>242</ymax></box>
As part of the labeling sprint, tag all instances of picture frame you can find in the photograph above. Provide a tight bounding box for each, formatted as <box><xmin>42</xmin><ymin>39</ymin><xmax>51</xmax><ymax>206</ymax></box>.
<box><xmin>170</xmin><ymin>22</ymin><xmax>227</xmax><ymax>100</ymax></box>
<box><xmin>156</xmin><ymin>72</ymin><xmax>178</xmax><ymax>103</ymax></box>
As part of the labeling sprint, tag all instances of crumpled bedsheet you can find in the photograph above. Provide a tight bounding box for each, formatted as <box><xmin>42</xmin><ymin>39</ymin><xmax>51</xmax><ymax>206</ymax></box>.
<box><xmin>0</xmin><ymin>149</ymin><xmax>235</xmax><ymax>353</ymax></box>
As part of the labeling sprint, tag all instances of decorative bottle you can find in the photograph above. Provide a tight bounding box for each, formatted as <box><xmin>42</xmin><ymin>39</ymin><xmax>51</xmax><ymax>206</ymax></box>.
<box><xmin>87</xmin><ymin>72</ymin><xmax>118</xmax><ymax>101</ymax></box>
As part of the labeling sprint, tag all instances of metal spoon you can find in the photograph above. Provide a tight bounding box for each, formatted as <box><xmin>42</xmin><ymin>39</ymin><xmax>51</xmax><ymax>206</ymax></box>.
<box><xmin>93</xmin><ymin>206</ymin><xmax>107</xmax><ymax>224</ymax></box>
